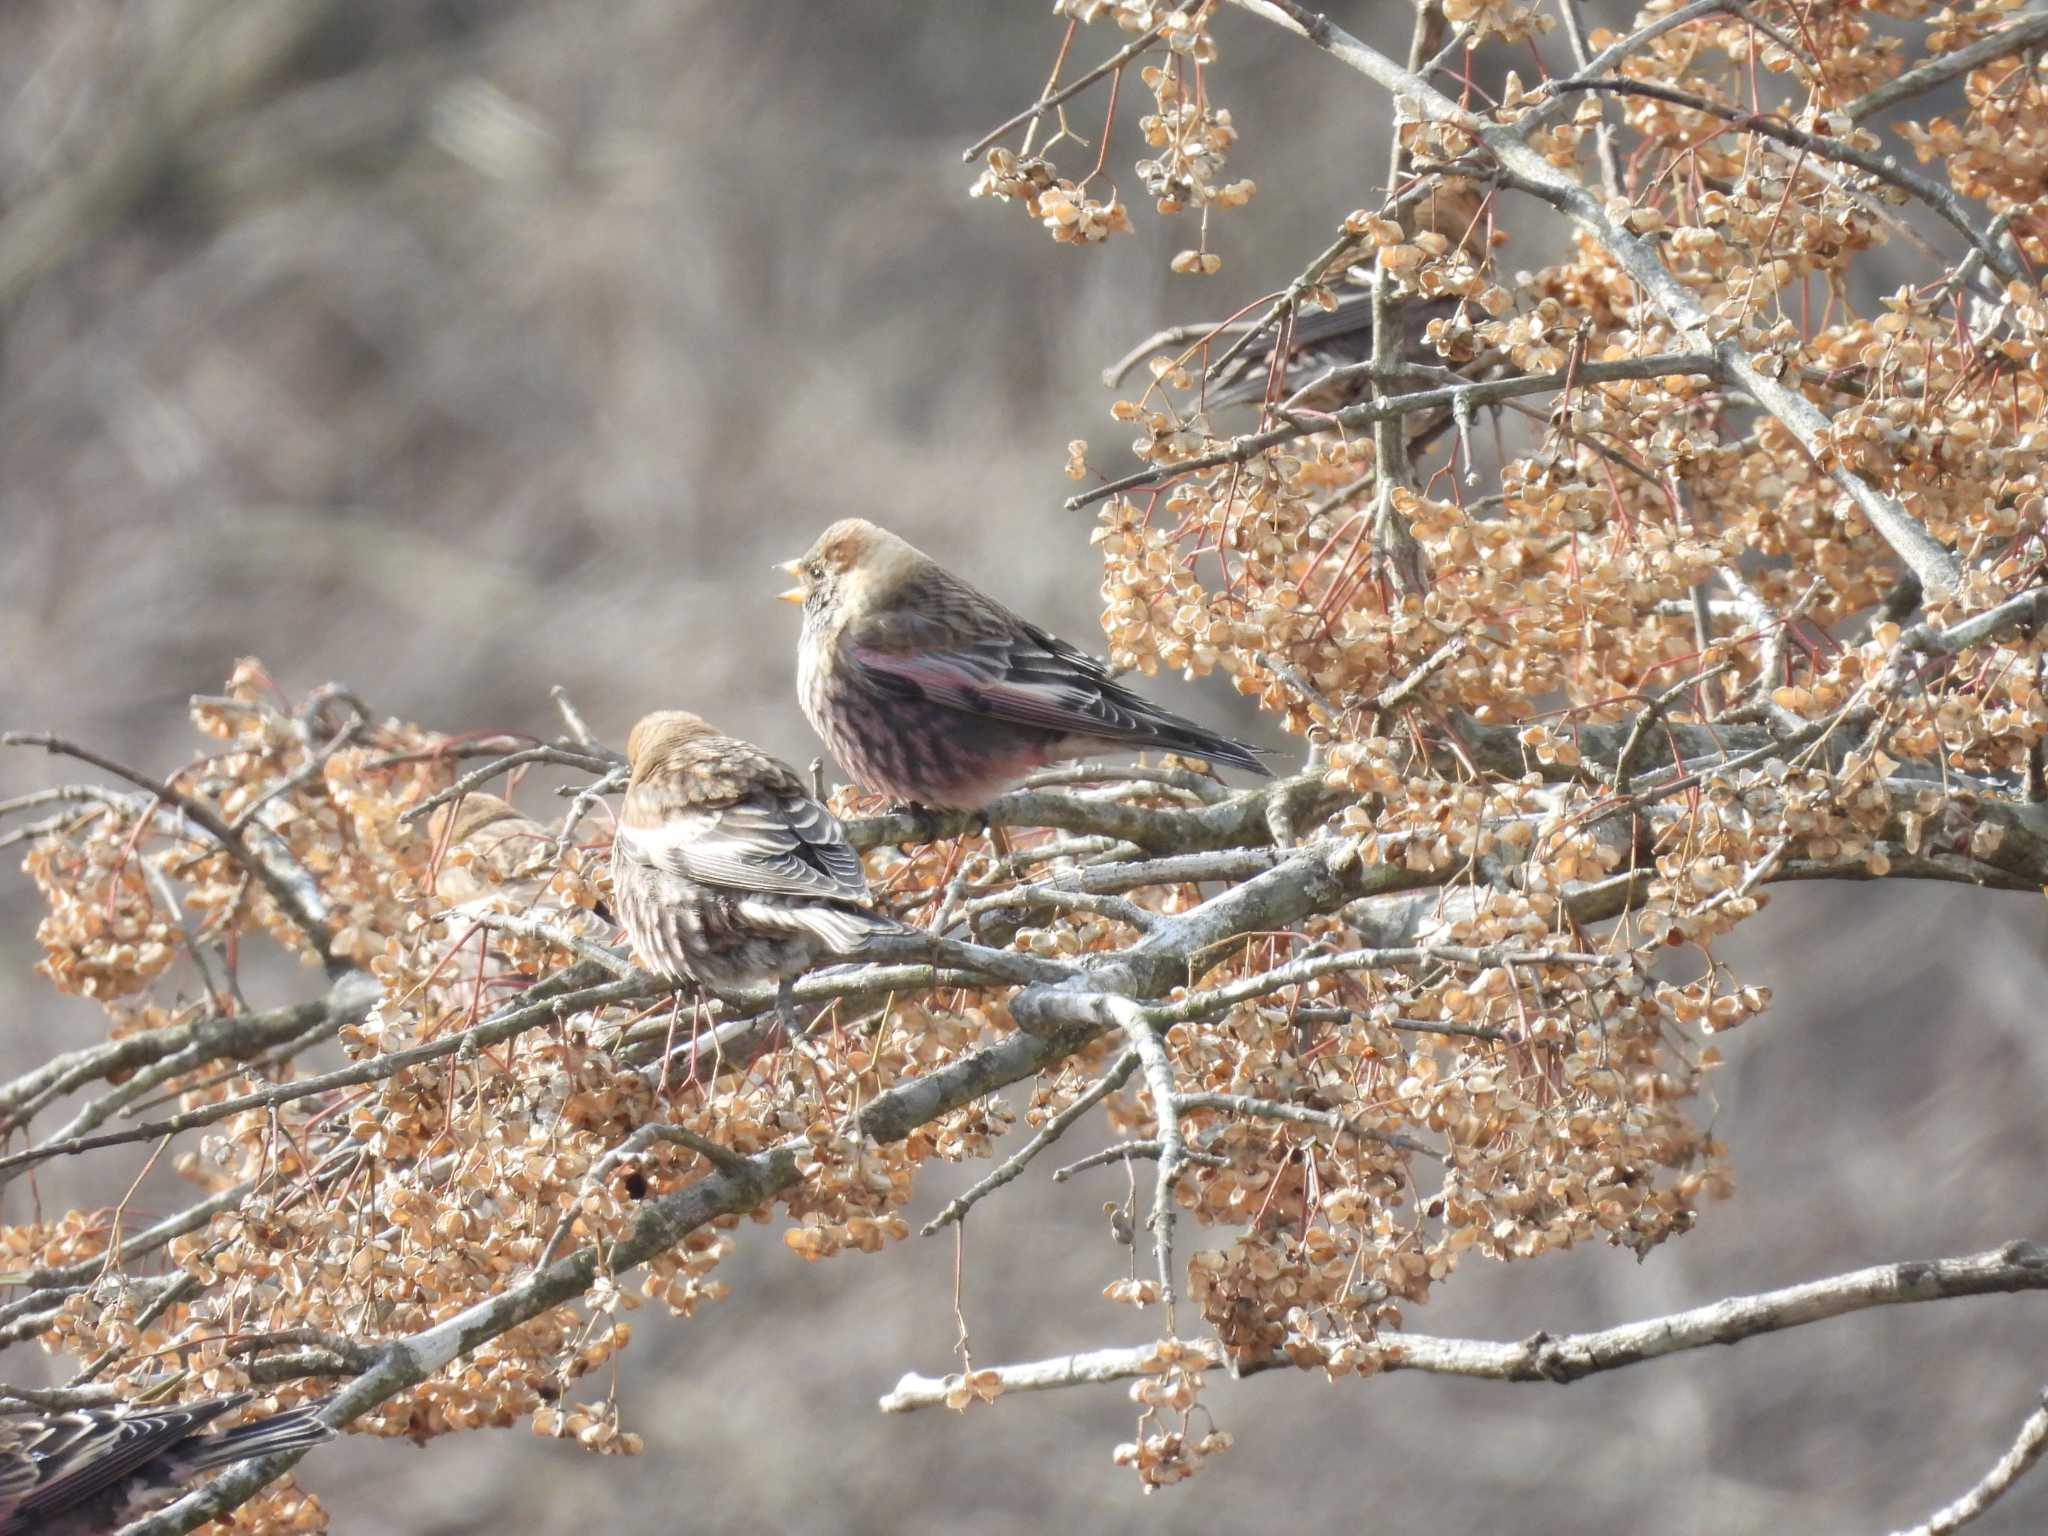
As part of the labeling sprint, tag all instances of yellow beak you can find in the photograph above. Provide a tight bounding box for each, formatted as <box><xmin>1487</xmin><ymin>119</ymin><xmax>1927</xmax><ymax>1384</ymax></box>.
<box><xmin>776</xmin><ymin>559</ymin><xmax>806</xmax><ymax>604</ymax></box>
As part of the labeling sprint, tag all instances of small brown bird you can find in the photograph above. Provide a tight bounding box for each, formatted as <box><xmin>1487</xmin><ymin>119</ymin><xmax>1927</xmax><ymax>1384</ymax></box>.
<box><xmin>781</xmin><ymin>519</ymin><xmax>1269</xmax><ymax>809</ymax></box>
<box><xmin>0</xmin><ymin>1393</ymin><xmax>332</xmax><ymax>1536</ymax></box>
<box><xmin>426</xmin><ymin>791</ymin><xmax>610</xmax><ymax>991</ymax></box>
<box><xmin>1110</xmin><ymin>178</ymin><xmax>1492</xmax><ymax>414</ymax></box>
<box><xmin>427</xmin><ymin>792</ymin><xmax>559</xmax><ymax>907</ymax></box>
<box><xmin>609</xmin><ymin>711</ymin><xmax>899</xmax><ymax>1028</ymax></box>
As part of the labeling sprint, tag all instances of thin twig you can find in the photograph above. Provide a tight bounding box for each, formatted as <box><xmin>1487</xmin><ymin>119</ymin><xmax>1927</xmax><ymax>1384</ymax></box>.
<box><xmin>1050</xmin><ymin>1137</ymin><xmax>1228</xmax><ymax>1181</ymax></box>
<box><xmin>1221</xmin><ymin>0</ymin><xmax>1966</xmax><ymax>601</ymax></box>
<box><xmin>958</xmin><ymin>1</ymin><xmax>1198</xmax><ymax>163</ymax></box>
<box><xmin>1893</xmin><ymin>1387</ymin><xmax>2048</xmax><ymax>1536</ymax></box>
<box><xmin>1067</xmin><ymin>353</ymin><xmax>1722</xmax><ymax>510</ymax></box>
<box><xmin>922</xmin><ymin>1048</ymin><xmax>1140</xmax><ymax>1234</ymax></box>
<box><xmin>0</xmin><ymin>732</ymin><xmax>338</xmax><ymax>969</ymax></box>
<box><xmin>400</xmin><ymin>743</ymin><xmax>620</xmax><ymax>825</ymax></box>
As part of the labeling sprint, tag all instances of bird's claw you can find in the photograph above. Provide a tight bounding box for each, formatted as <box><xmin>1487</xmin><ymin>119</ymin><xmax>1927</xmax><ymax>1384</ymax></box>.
<box><xmin>887</xmin><ymin>800</ymin><xmax>946</xmax><ymax>844</ymax></box>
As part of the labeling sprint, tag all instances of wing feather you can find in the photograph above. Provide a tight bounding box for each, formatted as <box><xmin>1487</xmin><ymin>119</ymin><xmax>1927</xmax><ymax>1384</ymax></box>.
<box><xmin>845</xmin><ymin>621</ymin><xmax>1267</xmax><ymax>772</ymax></box>
<box><xmin>14</xmin><ymin>1397</ymin><xmax>244</xmax><ymax>1524</ymax></box>
<box><xmin>618</xmin><ymin>792</ymin><xmax>867</xmax><ymax>903</ymax></box>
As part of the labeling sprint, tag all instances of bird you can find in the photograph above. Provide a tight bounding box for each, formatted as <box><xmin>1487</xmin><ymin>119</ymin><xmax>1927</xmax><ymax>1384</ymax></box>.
<box><xmin>0</xmin><ymin>1392</ymin><xmax>332</xmax><ymax>1536</ymax></box>
<box><xmin>1107</xmin><ymin>173</ymin><xmax>1492</xmax><ymax>414</ymax></box>
<box><xmin>780</xmin><ymin>519</ymin><xmax>1270</xmax><ymax>811</ymax></box>
<box><xmin>1189</xmin><ymin>291</ymin><xmax>1468</xmax><ymax>413</ymax></box>
<box><xmin>608</xmin><ymin>710</ymin><xmax>901</xmax><ymax>1032</ymax></box>
<box><xmin>426</xmin><ymin>791</ymin><xmax>559</xmax><ymax>907</ymax></box>
<box><xmin>425</xmin><ymin>791</ymin><xmax>613</xmax><ymax>994</ymax></box>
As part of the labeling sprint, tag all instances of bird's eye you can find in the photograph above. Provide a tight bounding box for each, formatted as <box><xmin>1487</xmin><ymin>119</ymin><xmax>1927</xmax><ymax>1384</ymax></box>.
<box><xmin>806</xmin><ymin>561</ymin><xmax>825</xmax><ymax>582</ymax></box>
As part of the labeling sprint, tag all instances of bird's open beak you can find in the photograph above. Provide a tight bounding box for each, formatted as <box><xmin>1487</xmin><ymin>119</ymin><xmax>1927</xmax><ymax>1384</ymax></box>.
<box><xmin>776</xmin><ymin>558</ymin><xmax>805</xmax><ymax>604</ymax></box>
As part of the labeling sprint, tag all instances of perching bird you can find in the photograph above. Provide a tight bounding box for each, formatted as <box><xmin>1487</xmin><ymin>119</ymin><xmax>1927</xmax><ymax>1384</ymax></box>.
<box><xmin>1107</xmin><ymin>173</ymin><xmax>1492</xmax><ymax>415</ymax></box>
<box><xmin>781</xmin><ymin>519</ymin><xmax>1269</xmax><ymax>809</ymax></box>
<box><xmin>425</xmin><ymin>791</ymin><xmax>611</xmax><ymax>992</ymax></box>
<box><xmin>1200</xmin><ymin>291</ymin><xmax>1467</xmax><ymax>413</ymax></box>
<box><xmin>426</xmin><ymin>791</ymin><xmax>559</xmax><ymax>907</ymax></box>
<box><xmin>1107</xmin><ymin>284</ymin><xmax>1510</xmax><ymax>429</ymax></box>
<box><xmin>0</xmin><ymin>1392</ymin><xmax>332</xmax><ymax>1536</ymax></box>
<box><xmin>609</xmin><ymin>710</ymin><xmax>900</xmax><ymax>1030</ymax></box>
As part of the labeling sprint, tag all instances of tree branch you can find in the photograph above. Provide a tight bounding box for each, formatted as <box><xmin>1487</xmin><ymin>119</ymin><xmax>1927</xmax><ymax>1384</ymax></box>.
<box><xmin>1845</xmin><ymin>11</ymin><xmax>2048</xmax><ymax>124</ymax></box>
<box><xmin>1219</xmin><ymin>0</ymin><xmax>1965</xmax><ymax>599</ymax></box>
<box><xmin>1066</xmin><ymin>353</ymin><xmax>1721</xmax><ymax>511</ymax></box>
<box><xmin>920</xmin><ymin>1049</ymin><xmax>1140</xmax><ymax>1235</ymax></box>
<box><xmin>1893</xmin><ymin>1387</ymin><xmax>2048</xmax><ymax>1536</ymax></box>
<box><xmin>1</xmin><ymin>731</ymin><xmax>340</xmax><ymax>971</ymax></box>
<box><xmin>878</xmin><ymin>1242</ymin><xmax>2048</xmax><ymax>1411</ymax></box>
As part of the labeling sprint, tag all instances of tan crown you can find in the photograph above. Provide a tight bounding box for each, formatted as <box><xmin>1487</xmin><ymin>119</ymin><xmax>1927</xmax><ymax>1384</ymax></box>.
<box><xmin>785</xmin><ymin>518</ymin><xmax>928</xmax><ymax>610</ymax></box>
<box><xmin>624</xmin><ymin>710</ymin><xmax>720</xmax><ymax>779</ymax></box>
<box><xmin>427</xmin><ymin>791</ymin><xmax>529</xmax><ymax>848</ymax></box>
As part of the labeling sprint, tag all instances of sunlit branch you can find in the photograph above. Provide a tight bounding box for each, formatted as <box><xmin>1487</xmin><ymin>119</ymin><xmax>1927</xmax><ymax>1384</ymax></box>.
<box><xmin>878</xmin><ymin>1241</ymin><xmax>2048</xmax><ymax>1412</ymax></box>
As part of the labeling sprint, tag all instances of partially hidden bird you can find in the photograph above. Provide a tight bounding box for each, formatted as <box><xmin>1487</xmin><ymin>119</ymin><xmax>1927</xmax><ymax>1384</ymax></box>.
<box><xmin>0</xmin><ymin>1392</ymin><xmax>332</xmax><ymax>1536</ymax></box>
<box><xmin>608</xmin><ymin>710</ymin><xmax>900</xmax><ymax>1030</ymax></box>
<box><xmin>426</xmin><ymin>791</ymin><xmax>560</xmax><ymax>907</ymax></box>
<box><xmin>425</xmin><ymin>790</ymin><xmax>610</xmax><ymax>991</ymax></box>
<box><xmin>1106</xmin><ymin>177</ymin><xmax>1493</xmax><ymax>415</ymax></box>
<box><xmin>781</xmin><ymin>518</ymin><xmax>1269</xmax><ymax>810</ymax></box>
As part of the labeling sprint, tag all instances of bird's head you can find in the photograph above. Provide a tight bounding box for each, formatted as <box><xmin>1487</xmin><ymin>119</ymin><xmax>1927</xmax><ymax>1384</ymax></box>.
<box><xmin>426</xmin><ymin>790</ymin><xmax>525</xmax><ymax>849</ymax></box>
<box><xmin>778</xmin><ymin>517</ymin><xmax>923</xmax><ymax>623</ymax></box>
<box><xmin>624</xmin><ymin>710</ymin><xmax>721</xmax><ymax>783</ymax></box>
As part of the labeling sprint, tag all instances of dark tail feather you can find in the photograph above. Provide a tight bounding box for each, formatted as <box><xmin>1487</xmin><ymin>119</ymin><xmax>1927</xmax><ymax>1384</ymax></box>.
<box><xmin>180</xmin><ymin>1402</ymin><xmax>335</xmax><ymax>1475</ymax></box>
<box><xmin>1134</xmin><ymin>711</ymin><xmax>1273</xmax><ymax>777</ymax></box>
<box><xmin>1168</xmin><ymin>727</ymin><xmax>1272</xmax><ymax>777</ymax></box>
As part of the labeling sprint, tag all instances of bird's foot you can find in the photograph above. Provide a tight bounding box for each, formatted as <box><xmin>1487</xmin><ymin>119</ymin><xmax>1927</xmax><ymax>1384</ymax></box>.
<box><xmin>887</xmin><ymin>799</ymin><xmax>951</xmax><ymax>844</ymax></box>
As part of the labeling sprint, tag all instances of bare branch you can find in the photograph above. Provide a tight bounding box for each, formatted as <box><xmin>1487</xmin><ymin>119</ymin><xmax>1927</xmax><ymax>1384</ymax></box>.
<box><xmin>1548</xmin><ymin>78</ymin><xmax>2019</xmax><ymax>285</ymax></box>
<box><xmin>1066</xmin><ymin>353</ymin><xmax>1722</xmax><ymax>511</ymax></box>
<box><xmin>398</xmin><ymin>742</ymin><xmax>620</xmax><ymax>825</ymax></box>
<box><xmin>878</xmin><ymin>1242</ymin><xmax>2048</xmax><ymax>1412</ymax></box>
<box><xmin>1050</xmin><ymin>1137</ymin><xmax>1228</xmax><ymax>1181</ymax></box>
<box><xmin>459</xmin><ymin>910</ymin><xmax>641</xmax><ymax>979</ymax></box>
<box><xmin>1846</xmin><ymin>11</ymin><xmax>2048</xmax><ymax>124</ymax></box>
<box><xmin>1220</xmin><ymin>0</ymin><xmax>1966</xmax><ymax>599</ymax></box>
<box><xmin>1109</xmin><ymin>997</ymin><xmax>1186</xmax><ymax>1321</ymax></box>
<box><xmin>959</xmin><ymin>0</ymin><xmax>1200</xmax><ymax>163</ymax></box>
<box><xmin>1893</xmin><ymin>1388</ymin><xmax>2048</xmax><ymax>1536</ymax></box>
<box><xmin>1176</xmin><ymin>1091</ymin><xmax>1441</xmax><ymax>1161</ymax></box>
<box><xmin>0</xmin><ymin>967</ymin><xmax>655</xmax><ymax>1176</ymax></box>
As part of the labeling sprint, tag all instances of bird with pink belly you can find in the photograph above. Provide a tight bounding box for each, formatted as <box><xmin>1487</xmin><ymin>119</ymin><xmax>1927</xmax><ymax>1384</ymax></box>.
<box><xmin>779</xmin><ymin>518</ymin><xmax>1268</xmax><ymax>812</ymax></box>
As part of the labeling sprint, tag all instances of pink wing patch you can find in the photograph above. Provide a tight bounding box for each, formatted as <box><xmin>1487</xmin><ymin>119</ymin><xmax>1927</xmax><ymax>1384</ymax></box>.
<box><xmin>847</xmin><ymin>642</ymin><xmax>1130</xmax><ymax>737</ymax></box>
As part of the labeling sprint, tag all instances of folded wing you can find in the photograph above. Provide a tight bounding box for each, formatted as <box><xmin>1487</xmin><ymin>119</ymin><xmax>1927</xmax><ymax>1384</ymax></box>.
<box><xmin>7</xmin><ymin>1397</ymin><xmax>244</xmax><ymax>1530</ymax></box>
<box><xmin>617</xmin><ymin>790</ymin><xmax>868</xmax><ymax>903</ymax></box>
<box><xmin>847</xmin><ymin>621</ymin><xmax>1268</xmax><ymax>774</ymax></box>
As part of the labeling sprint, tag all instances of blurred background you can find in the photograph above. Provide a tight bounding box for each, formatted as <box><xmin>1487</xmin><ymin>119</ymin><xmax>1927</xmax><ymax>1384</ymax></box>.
<box><xmin>1</xmin><ymin>3</ymin><xmax>2044</xmax><ymax>1531</ymax></box>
